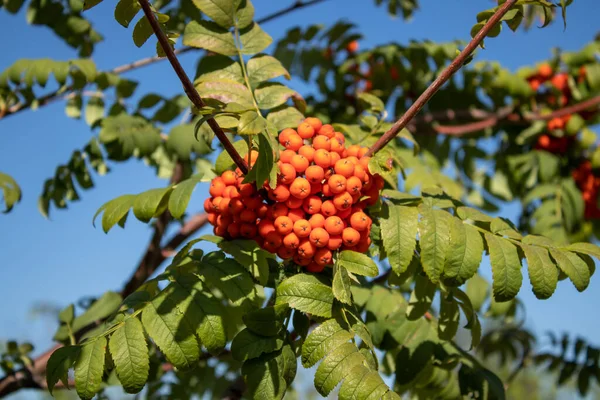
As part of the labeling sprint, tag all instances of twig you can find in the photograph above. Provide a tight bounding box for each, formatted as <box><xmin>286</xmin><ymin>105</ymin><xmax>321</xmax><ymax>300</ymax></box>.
<box><xmin>365</xmin><ymin>0</ymin><xmax>518</xmax><ymax>156</ymax></box>
<box><xmin>0</xmin><ymin>0</ymin><xmax>328</xmax><ymax>122</ymax></box>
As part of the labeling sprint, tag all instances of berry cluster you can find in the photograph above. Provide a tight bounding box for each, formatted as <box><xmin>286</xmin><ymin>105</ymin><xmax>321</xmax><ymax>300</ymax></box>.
<box><xmin>204</xmin><ymin>118</ymin><xmax>382</xmax><ymax>273</ymax></box>
<box><xmin>572</xmin><ymin>161</ymin><xmax>600</xmax><ymax>219</ymax></box>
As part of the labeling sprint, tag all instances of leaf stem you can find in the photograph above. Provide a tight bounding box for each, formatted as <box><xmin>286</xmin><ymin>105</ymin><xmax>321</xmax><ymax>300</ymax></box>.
<box><xmin>137</xmin><ymin>0</ymin><xmax>249</xmax><ymax>174</ymax></box>
<box><xmin>234</xmin><ymin>24</ymin><xmax>261</xmax><ymax>114</ymax></box>
<box><xmin>365</xmin><ymin>0</ymin><xmax>518</xmax><ymax>156</ymax></box>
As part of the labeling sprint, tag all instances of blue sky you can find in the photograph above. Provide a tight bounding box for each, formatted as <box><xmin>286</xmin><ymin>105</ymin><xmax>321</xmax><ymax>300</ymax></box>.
<box><xmin>1</xmin><ymin>0</ymin><xmax>600</xmax><ymax>393</ymax></box>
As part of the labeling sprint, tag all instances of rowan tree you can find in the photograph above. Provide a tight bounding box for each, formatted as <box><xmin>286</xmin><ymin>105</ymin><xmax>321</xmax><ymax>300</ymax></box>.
<box><xmin>1</xmin><ymin>0</ymin><xmax>600</xmax><ymax>399</ymax></box>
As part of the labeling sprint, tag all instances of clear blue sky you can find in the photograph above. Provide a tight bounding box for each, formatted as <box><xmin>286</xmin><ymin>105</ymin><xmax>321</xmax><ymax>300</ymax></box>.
<box><xmin>1</xmin><ymin>0</ymin><xmax>600</xmax><ymax>392</ymax></box>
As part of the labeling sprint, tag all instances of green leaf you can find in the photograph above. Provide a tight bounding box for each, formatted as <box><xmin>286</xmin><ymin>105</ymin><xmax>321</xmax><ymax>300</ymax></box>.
<box><xmin>466</xmin><ymin>273</ymin><xmax>489</xmax><ymax>312</ymax></box>
<box><xmin>585</xmin><ymin>63</ymin><xmax>600</xmax><ymax>90</ymax></box>
<box><xmin>192</xmin><ymin>0</ymin><xmax>238</xmax><ymax>28</ymax></box>
<box><xmin>549</xmin><ymin>249</ymin><xmax>590</xmax><ymax>292</ymax></box>
<box><xmin>247</xmin><ymin>54</ymin><xmax>290</xmax><ymax>87</ymax></box>
<box><xmin>184</xmin><ymin>20</ymin><xmax>237</xmax><ymax>56</ymax></box>
<box><xmin>132</xmin><ymin>187</ymin><xmax>172</xmax><ymax>223</ymax></box>
<box><xmin>243</xmin><ymin>304</ymin><xmax>290</xmax><ymax>336</ymax></box>
<box><xmin>59</xmin><ymin>304</ymin><xmax>75</xmax><ymax>324</ymax></box>
<box><xmin>83</xmin><ymin>0</ymin><xmax>102</xmax><ymax>10</ymax></box>
<box><xmin>235</xmin><ymin>0</ymin><xmax>254</xmax><ymax>29</ymax></box>
<box><xmin>0</xmin><ymin>172</ymin><xmax>21</xmax><ymax>213</ymax></box>
<box><xmin>109</xmin><ymin>317</ymin><xmax>149</xmax><ymax>393</ymax></box>
<box><xmin>94</xmin><ymin>194</ymin><xmax>135</xmax><ymax>233</ymax></box>
<box><xmin>71</xmin><ymin>60</ymin><xmax>97</xmax><ymax>82</ymax></box>
<box><xmin>338</xmin><ymin>365</ymin><xmax>371</xmax><ymax>399</ymax></box>
<box><xmin>484</xmin><ymin>234</ymin><xmax>523</xmax><ymax>302</ymax></box>
<box><xmin>141</xmin><ymin>291</ymin><xmax>199</xmax><ymax>369</ymax></box>
<box><xmin>276</xmin><ymin>273</ymin><xmax>334</xmax><ymax>318</ymax></box>
<box><xmin>200</xmin><ymin>251</ymin><xmax>258</xmax><ymax>309</ymax></box>
<box><xmin>419</xmin><ymin>205</ymin><xmax>451</xmax><ymax>284</ymax></box>
<box><xmin>302</xmin><ymin>319</ymin><xmax>353</xmax><ymax>368</ymax></box>
<box><xmin>337</xmin><ymin>250</ymin><xmax>378</xmax><ymax>277</ymax></box>
<box><xmin>74</xmin><ymin>338</ymin><xmax>107</xmax><ymax>400</ymax></box>
<box><xmin>254</xmin><ymin>82</ymin><xmax>295</xmax><ymax>110</ymax></box>
<box><xmin>453</xmin><ymin>288</ymin><xmax>481</xmax><ymax>349</ymax></box>
<box><xmin>238</xmin><ymin>110</ymin><xmax>266</xmax><ymax>134</ymax></box>
<box><xmin>132</xmin><ymin>16</ymin><xmax>153</xmax><ymax>48</ymax></box>
<box><xmin>239</xmin><ymin>22</ymin><xmax>273</xmax><ymax>54</ymax></box>
<box><xmin>65</xmin><ymin>94</ymin><xmax>82</xmax><ymax>119</ymax></box>
<box><xmin>46</xmin><ymin>346</ymin><xmax>80</xmax><ymax>395</ymax></box>
<box><xmin>521</xmin><ymin>244</ymin><xmax>558</xmax><ymax>300</ymax></box>
<box><xmin>357</xmin><ymin>92</ymin><xmax>385</xmax><ymax>113</ymax></box>
<box><xmin>243</xmin><ymin>132</ymin><xmax>277</xmax><ymax>190</ymax></box>
<box><xmin>314</xmin><ymin>342</ymin><xmax>365</xmax><ymax>396</ymax></box>
<box><xmin>406</xmin><ymin>273</ymin><xmax>436</xmax><ymax>320</ymax></box>
<box><xmin>380</xmin><ymin>204</ymin><xmax>418</xmax><ymax>274</ymax></box>
<box><xmin>84</xmin><ymin>97</ymin><xmax>104</xmax><ymax>126</ymax></box>
<box><xmin>114</xmin><ymin>0</ymin><xmax>140</xmax><ymax>28</ymax></box>
<box><xmin>232</xmin><ymin>328</ymin><xmax>284</xmax><ymax>361</ymax></box>
<box><xmin>168</xmin><ymin>271</ymin><xmax>227</xmax><ymax>354</ymax></box>
<box><xmin>215</xmin><ymin>139</ymin><xmax>249</xmax><ymax>174</ymax></box>
<box><xmin>242</xmin><ymin>345</ymin><xmax>296</xmax><ymax>400</ymax></box>
<box><xmin>196</xmin><ymin>79</ymin><xmax>254</xmax><ymax>108</ymax></box>
<box><xmin>266</xmin><ymin>106</ymin><xmax>304</xmax><ymax>131</ymax></box>
<box><xmin>332</xmin><ymin>265</ymin><xmax>352</xmax><ymax>305</ymax></box>
<box><xmin>438</xmin><ymin>295</ymin><xmax>460</xmax><ymax>341</ymax></box>
<box><xmin>169</xmin><ymin>177</ymin><xmax>201</xmax><ymax>219</ymax></box>
<box><xmin>443</xmin><ymin>219</ymin><xmax>483</xmax><ymax>286</ymax></box>
<box><xmin>564</xmin><ymin>242</ymin><xmax>600</xmax><ymax>261</ymax></box>
<box><xmin>218</xmin><ymin>238</ymin><xmax>272</xmax><ymax>285</ymax></box>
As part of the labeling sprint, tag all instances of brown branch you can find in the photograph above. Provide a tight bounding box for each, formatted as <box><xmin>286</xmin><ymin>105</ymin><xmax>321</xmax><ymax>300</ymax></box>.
<box><xmin>525</xmin><ymin>94</ymin><xmax>600</xmax><ymax>121</ymax></box>
<box><xmin>365</xmin><ymin>0</ymin><xmax>518</xmax><ymax>156</ymax></box>
<box><xmin>0</xmin><ymin>0</ymin><xmax>328</xmax><ymax>122</ymax></box>
<box><xmin>138</xmin><ymin>0</ymin><xmax>248</xmax><ymax>174</ymax></box>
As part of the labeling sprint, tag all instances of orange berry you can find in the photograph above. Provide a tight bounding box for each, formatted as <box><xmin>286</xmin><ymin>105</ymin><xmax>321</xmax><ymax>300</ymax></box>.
<box><xmin>346</xmin><ymin>40</ymin><xmax>359</xmax><ymax>53</ymax></box>
<box><xmin>330</xmin><ymin>137</ymin><xmax>344</xmax><ymax>153</ymax></box>
<box><xmin>283</xmin><ymin>232</ymin><xmax>300</xmax><ymax>249</ymax></box>
<box><xmin>209</xmin><ymin>178</ymin><xmax>226</xmax><ymax>197</ymax></box>
<box><xmin>357</xmin><ymin>147</ymin><xmax>369</xmax><ymax>158</ymax></box>
<box><xmin>327</xmin><ymin>235</ymin><xmax>343</xmax><ymax>251</ymax></box>
<box><xmin>265</xmin><ymin>231</ymin><xmax>283</xmax><ymax>248</ymax></box>
<box><xmin>330</xmin><ymin>152</ymin><xmax>341</xmax><ymax>166</ymax></box>
<box><xmin>269</xmin><ymin>185</ymin><xmax>290</xmax><ymax>202</ymax></box>
<box><xmin>313</xmin><ymin>135</ymin><xmax>331</xmax><ymax>151</ymax></box>
<box><xmin>321</xmin><ymin>200</ymin><xmax>337</xmax><ymax>217</ymax></box>
<box><xmin>346</xmin><ymin>145</ymin><xmax>360</xmax><ymax>157</ymax></box>
<box><xmin>297</xmin><ymin>122</ymin><xmax>315</xmax><ymax>139</ymax></box>
<box><xmin>203</xmin><ymin>198</ymin><xmax>214</xmax><ymax>213</ymax></box>
<box><xmin>277</xmin><ymin>246</ymin><xmax>295</xmax><ymax>260</ymax></box>
<box><xmin>346</xmin><ymin>176</ymin><xmax>363</xmax><ymax>195</ymax></box>
<box><xmin>293</xmin><ymin>219</ymin><xmax>312</xmax><ymax>238</ymax></box>
<box><xmin>315</xmin><ymin>248</ymin><xmax>333</xmax><ymax>266</ymax></box>
<box><xmin>270</xmin><ymin>203</ymin><xmax>289</xmax><ymax>219</ymax></box>
<box><xmin>353</xmin><ymin>164</ymin><xmax>367</xmax><ymax>182</ymax></box>
<box><xmin>310</xmin><ymin>182</ymin><xmax>322</xmax><ymax>195</ymax></box>
<box><xmin>223</xmin><ymin>186</ymin><xmax>240</xmax><ymax>199</ymax></box>
<box><xmin>258</xmin><ymin>220</ymin><xmax>276</xmax><ymax>237</ymax></box>
<box><xmin>359</xmin><ymin>156</ymin><xmax>370</xmax><ymax>169</ymax></box>
<box><xmin>305</xmin><ymin>165</ymin><xmax>325</xmax><ymax>184</ymax></box>
<box><xmin>222</xmin><ymin>170</ymin><xmax>238</xmax><ymax>186</ymax></box>
<box><xmin>284</xmin><ymin>133</ymin><xmax>303</xmax><ymax>151</ymax></box>
<box><xmin>350</xmin><ymin>211</ymin><xmax>369</xmax><ymax>231</ymax></box>
<box><xmin>322</xmin><ymin>183</ymin><xmax>332</xmax><ymax>197</ymax></box>
<box><xmin>333</xmin><ymin>192</ymin><xmax>353</xmax><ymax>211</ymax></box>
<box><xmin>214</xmin><ymin>225</ymin><xmax>227</xmax><ymax>237</ymax></box>
<box><xmin>227</xmin><ymin>223</ymin><xmax>241</xmax><ymax>239</ymax></box>
<box><xmin>240</xmin><ymin>223</ymin><xmax>258</xmax><ymax>239</ymax></box>
<box><xmin>217</xmin><ymin>214</ymin><xmax>232</xmax><ymax>227</ymax></box>
<box><xmin>342</xmin><ymin>227</ymin><xmax>360</xmax><ymax>247</ymax></box>
<box><xmin>303</xmin><ymin>195</ymin><xmax>322</xmax><ymax>215</ymax></box>
<box><xmin>298</xmin><ymin>239</ymin><xmax>317</xmax><ymax>258</ymax></box>
<box><xmin>291</xmin><ymin>154</ymin><xmax>310</xmax><ymax>173</ymax></box>
<box><xmin>286</xmin><ymin>196</ymin><xmax>304</xmax><ymax>209</ymax></box>
<box><xmin>256</xmin><ymin>204</ymin><xmax>269</xmax><ymax>218</ymax></box>
<box><xmin>374</xmin><ymin>175</ymin><xmax>385</xmax><ymax>190</ymax></box>
<box><xmin>239</xmin><ymin>183</ymin><xmax>255</xmax><ymax>197</ymax></box>
<box><xmin>345</xmin><ymin>156</ymin><xmax>359</xmax><ymax>165</ymax></box>
<box><xmin>229</xmin><ymin>198</ymin><xmax>245</xmax><ymax>214</ymax></box>
<box><xmin>290</xmin><ymin>177</ymin><xmax>311</xmax><ymax>199</ymax></box>
<box><xmin>240</xmin><ymin>209</ymin><xmax>257</xmax><ymax>223</ymax></box>
<box><xmin>355</xmin><ymin>237</ymin><xmax>371</xmax><ymax>253</ymax></box>
<box><xmin>249</xmin><ymin>150</ymin><xmax>259</xmax><ymax>164</ymax></box>
<box><xmin>324</xmin><ymin>216</ymin><xmax>344</xmax><ymax>235</ymax></box>
<box><xmin>309</xmin><ymin>213</ymin><xmax>325</xmax><ymax>229</ymax></box>
<box><xmin>314</xmin><ymin>149</ymin><xmax>332</xmax><ymax>168</ymax></box>
<box><xmin>334</xmin><ymin>131</ymin><xmax>345</xmax><ymax>142</ymax></box>
<box><xmin>304</xmin><ymin>117</ymin><xmax>323</xmax><ymax>133</ymax></box>
<box><xmin>539</xmin><ymin>63</ymin><xmax>553</xmax><ymax>79</ymax></box>
<box><xmin>337</xmin><ymin>207</ymin><xmax>352</xmax><ymax>220</ymax></box>
<box><xmin>208</xmin><ymin>213</ymin><xmax>217</xmax><ymax>225</ymax></box>
<box><xmin>328</xmin><ymin>174</ymin><xmax>347</xmax><ymax>194</ymax></box>
<box><xmin>319</xmin><ymin>124</ymin><xmax>335</xmax><ymax>138</ymax></box>
<box><xmin>280</xmin><ymin>149</ymin><xmax>296</xmax><ymax>163</ymax></box>
<box><xmin>306</xmin><ymin>262</ymin><xmax>325</xmax><ymax>273</ymax></box>
<box><xmin>334</xmin><ymin>159</ymin><xmax>355</xmax><ymax>178</ymax></box>
<box><xmin>298</xmin><ymin>145</ymin><xmax>315</xmax><ymax>162</ymax></box>
<box><xmin>294</xmin><ymin>254</ymin><xmax>312</xmax><ymax>266</ymax></box>
<box><xmin>309</xmin><ymin>227</ymin><xmax>330</xmax><ymax>248</ymax></box>
<box><xmin>279</xmin><ymin>163</ymin><xmax>296</xmax><ymax>184</ymax></box>
<box><xmin>278</xmin><ymin>128</ymin><xmax>297</xmax><ymax>146</ymax></box>
<box><xmin>218</xmin><ymin>198</ymin><xmax>231</xmax><ymax>214</ymax></box>
<box><xmin>287</xmin><ymin>208</ymin><xmax>305</xmax><ymax>223</ymax></box>
<box><xmin>274</xmin><ymin>215</ymin><xmax>293</xmax><ymax>235</ymax></box>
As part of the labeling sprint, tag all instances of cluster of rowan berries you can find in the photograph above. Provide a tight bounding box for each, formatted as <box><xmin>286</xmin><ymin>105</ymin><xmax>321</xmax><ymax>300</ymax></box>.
<box><xmin>572</xmin><ymin>160</ymin><xmax>600</xmax><ymax>219</ymax></box>
<box><xmin>204</xmin><ymin>117</ymin><xmax>382</xmax><ymax>273</ymax></box>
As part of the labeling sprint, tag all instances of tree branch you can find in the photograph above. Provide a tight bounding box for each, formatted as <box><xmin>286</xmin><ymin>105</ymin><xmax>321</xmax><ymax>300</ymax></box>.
<box><xmin>365</xmin><ymin>0</ymin><xmax>518</xmax><ymax>156</ymax></box>
<box><xmin>0</xmin><ymin>0</ymin><xmax>328</xmax><ymax>122</ymax></box>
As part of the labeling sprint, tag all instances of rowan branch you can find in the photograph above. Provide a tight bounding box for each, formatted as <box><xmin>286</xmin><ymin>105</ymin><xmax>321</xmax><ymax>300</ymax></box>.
<box><xmin>365</xmin><ymin>0</ymin><xmax>518</xmax><ymax>156</ymax></box>
<box><xmin>0</xmin><ymin>0</ymin><xmax>328</xmax><ymax>122</ymax></box>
